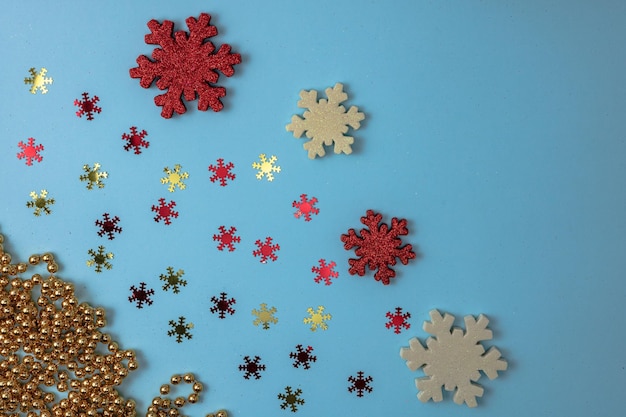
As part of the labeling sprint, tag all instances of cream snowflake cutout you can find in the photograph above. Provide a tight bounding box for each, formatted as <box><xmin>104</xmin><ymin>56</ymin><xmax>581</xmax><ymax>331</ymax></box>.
<box><xmin>303</xmin><ymin>306</ymin><xmax>331</xmax><ymax>331</ymax></box>
<box><xmin>286</xmin><ymin>82</ymin><xmax>365</xmax><ymax>159</ymax></box>
<box><xmin>79</xmin><ymin>163</ymin><xmax>108</xmax><ymax>190</ymax></box>
<box><xmin>160</xmin><ymin>164</ymin><xmax>189</xmax><ymax>192</ymax></box>
<box><xmin>252</xmin><ymin>303</ymin><xmax>278</xmax><ymax>330</ymax></box>
<box><xmin>24</xmin><ymin>67</ymin><xmax>53</xmax><ymax>94</ymax></box>
<box><xmin>399</xmin><ymin>309</ymin><xmax>508</xmax><ymax>408</ymax></box>
<box><xmin>252</xmin><ymin>154</ymin><xmax>281</xmax><ymax>181</ymax></box>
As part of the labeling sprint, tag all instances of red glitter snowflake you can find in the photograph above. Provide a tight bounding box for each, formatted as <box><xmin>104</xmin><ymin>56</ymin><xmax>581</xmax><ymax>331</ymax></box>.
<box><xmin>290</xmin><ymin>345</ymin><xmax>316</xmax><ymax>370</ymax></box>
<box><xmin>74</xmin><ymin>92</ymin><xmax>101</xmax><ymax>120</ymax></box>
<box><xmin>311</xmin><ymin>259</ymin><xmax>338</xmax><ymax>286</ymax></box>
<box><xmin>293</xmin><ymin>194</ymin><xmax>319</xmax><ymax>221</ymax></box>
<box><xmin>152</xmin><ymin>198</ymin><xmax>178</xmax><ymax>225</ymax></box>
<box><xmin>208</xmin><ymin>158</ymin><xmax>236</xmax><ymax>186</ymax></box>
<box><xmin>340</xmin><ymin>209</ymin><xmax>417</xmax><ymax>285</ymax></box>
<box><xmin>253</xmin><ymin>237</ymin><xmax>280</xmax><ymax>263</ymax></box>
<box><xmin>128</xmin><ymin>282</ymin><xmax>155</xmax><ymax>308</ymax></box>
<box><xmin>121</xmin><ymin>126</ymin><xmax>149</xmax><ymax>154</ymax></box>
<box><xmin>213</xmin><ymin>226</ymin><xmax>240</xmax><ymax>251</ymax></box>
<box><xmin>129</xmin><ymin>13</ymin><xmax>242</xmax><ymax>119</ymax></box>
<box><xmin>385</xmin><ymin>307</ymin><xmax>411</xmax><ymax>334</ymax></box>
<box><xmin>95</xmin><ymin>213</ymin><xmax>122</xmax><ymax>240</ymax></box>
<box><xmin>210</xmin><ymin>292</ymin><xmax>236</xmax><ymax>319</ymax></box>
<box><xmin>348</xmin><ymin>371</ymin><xmax>373</xmax><ymax>397</ymax></box>
<box><xmin>17</xmin><ymin>137</ymin><xmax>44</xmax><ymax>166</ymax></box>
<box><xmin>238</xmin><ymin>356</ymin><xmax>266</xmax><ymax>380</ymax></box>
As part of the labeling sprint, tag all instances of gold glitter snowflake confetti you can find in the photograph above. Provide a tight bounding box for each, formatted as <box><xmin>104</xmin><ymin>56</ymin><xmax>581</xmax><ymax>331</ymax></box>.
<box><xmin>252</xmin><ymin>303</ymin><xmax>278</xmax><ymax>330</ymax></box>
<box><xmin>24</xmin><ymin>67</ymin><xmax>53</xmax><ymax>94</ymax></box>
<box><xmin>252</xmin><ymin>154</ymin><xmax>281</xmax><ymax>181</ymax></box>
<box><xmin>79</xmin><ymin>162</ymin><xmax>108</xmax><ymax>190</ymax></box>
<box><xmin>303</xmin><ymin>305</ymin><xmax>332</xmax><ymax>331</ymax></box>
<box><xmin>26</xmin><ymin>189</ymin><xmax>55</xmax><ymax>216</ymax></box>
<box><xmin>161</xmin><ymin>163</ymin><xmax>189</xmax><ymax>192</ymax></box>
<box><xmin>86</xmin><ymin>245</ymin><xmax>114</xmax><ymax>273</ymax></box>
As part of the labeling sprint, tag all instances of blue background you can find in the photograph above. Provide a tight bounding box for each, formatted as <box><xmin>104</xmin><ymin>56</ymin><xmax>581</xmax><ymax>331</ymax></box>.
<box><xmin>1</xmin><ymin>1</ymin><xmax>625</xmax><ymax>416</ymax></box>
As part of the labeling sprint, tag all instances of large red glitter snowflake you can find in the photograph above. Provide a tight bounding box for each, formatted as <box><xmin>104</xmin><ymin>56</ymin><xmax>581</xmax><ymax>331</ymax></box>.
<box><xmin>17</xmin><ymin>137</ymin><xmax>44</xmax><ymax>166</ymax></box>
<box><xmin>129</xmin><ymin>13</ymin><xmax>242</xmax><ymax>119</ymax></box>
<box><xmin>340</xmin><ymin>210</ymin><xmax>417</xmax><ymax>285</ymax></box>
<box><xmin>121</xmin><ymin>126</ymin><xmax>149</xmax><ymax>154</ymax></box>
<box><xmin>151</xmin><ymin>198</ymin><xmax>178</xmax><ymax>225</ymax></box>
<box><xmin>74</xmin><ymin>92</ymin><xmax>101</xmax><ymax>120</ymax></box>
<box><xmin>208</xmin><ymin>158</ymin><xmax>236</xmax><ymax>186</ymax></box>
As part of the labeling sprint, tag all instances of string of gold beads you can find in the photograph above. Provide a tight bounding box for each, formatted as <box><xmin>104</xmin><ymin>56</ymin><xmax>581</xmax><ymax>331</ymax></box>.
<box><xmin>148</xmin><ymin>373</ymin><xmax>227</xmax><ymax>417</ymax></box>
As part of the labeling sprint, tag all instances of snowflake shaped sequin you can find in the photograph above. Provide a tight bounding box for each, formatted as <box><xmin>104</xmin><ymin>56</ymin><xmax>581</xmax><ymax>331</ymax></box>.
<box><xmin>24</xmin><ymin>67</ymin><xmax>53</xmax><ymax>94</ymax></box>
<box><xmin>253</xmin><ymin>237</ymin><xmax>280</xmax><ymax>263</ymax></box>
<box><xmin>161</xmin><ymin>164</ymin><xmax>189</xmax><ymax>192</ymax></box>
<box><xmin>26</xmin><ymin>190</ymin><xmax>54</xmax><ymax>216</ymax></box>
<box><xmin>121</xmin><ymin>126</ymin><xmax>149</xmax><ymax>154</ymax></box>
<box><xmin>293</xmin><ymin>194</ymin><xmax>319</xmax><ymax>221</ymax></box>
<box><xmin>340</xmin><ymin>209</ymin><xmax>417</xmax><ymax>285</ymax></box>
<box><xmin>311</xmin><ymin>259</ymin><xmax>339</xmax><ymax>286</ymax></box>
<box><xmin>17</xmin><ymin>138</ymin><xmax>44</xmax><ymax>166</ymax></box>
<box><xmin>303</xmin><ymin>306</ymin><xmax>331</xmax><ymax>331</ymax></box>
<box><xmin>290</xmin><ymin>345</ymin><xmax>316</xmax><ymax>370</ymax></box>
<box><xmin>238</xmin><ymin>356</ymin><xmax>266</xmax><ymax>380</ymax></box>
<box><xmin>208</xmin><ymin>158</ymin><xmax>236</xmax><ymax>186</ymax></box>
<box><xmin>128</xmin><ymin>282</ymin><xmax>155</xmax><ymax>308</ymax></box>
<box><xmin>251</xmin><ymin>303</ymin><xmax>278</xmax><ymax>330</ymax></box>
<box><xmin>79</xmin><ymin>163</ymin><xmax>108</xmax><ymax>189</ymax></box>
<box><xmin>160</xmin><ymin>267</ymin><xmax>186</xmax><ymax>293</ymax></box>
<box><xmin>74</xmin><ymin>92</ymin><xmax>101</xmax><ymax>120</ymax></box>
<box><xmin>348</xmin><ymin>371</ymin><xmax>373</xmax><ymax>397</ymax></box>
<box><xmin>168</xmin><ymin>316</ymin><xmax>193</xmax><ymax>343</ymax></box>
<box><xmin>152</xmin><ymin>198</ymin><xmax>178</xmax><ymax>225</ymax></box>
<box><xmin>278</xmin><ymin>387</ymin><xmax>304</xmax><ymax>413</ymax></box>
<box><xmin>210</xmin><ymin>292</ymin><xmax>236</xmax><ymax>319</ymax></box>
<box><xmin>213</xmin><ymin>226</ymin><xmax>240</xmax><ymax>252</ymax></box>
<box><xmin>95</xmin><ymin>213</ymin><xmax>122</xmax><ymax>240</ymax></box>
<box><xmin>399</xmin><ymin>310</ymin><xmax>508</xmax><ymax>408</ymax></box>
<box><xmin>286</xmin><ymin>83</ymin><xmax>365</xmax><ymax>159</ymax></box>
<box><xmin>129</xmin><ymin>13</ymin><xmax>242</xmax><ymax>118</ymax></box>
<box><xmin>86</xmin><ymin>246</ymin><xmax>114</xmax><ymax>273</ymax></box>
<box><xmin>252</xmin><ymin>154</ymin><xmax>281</xmax><ymax>181</ymax></box>
<box><xmin>386</xmin><ymin>307</ymin><xmax>411</xmax><ymax>334</ymax></box>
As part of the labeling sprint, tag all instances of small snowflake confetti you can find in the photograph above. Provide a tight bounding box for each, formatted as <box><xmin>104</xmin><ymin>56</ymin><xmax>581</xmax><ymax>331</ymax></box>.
<box><xmin>167</xmin><ymin>316</ymin><xmax>193</xmax><ymax>343</ymax></box>
<box><xmin>386</xmin><ymin>307</ymin><xmax>411</xmax><ymax>334</ymax></box>
<box><xmin>95</xmin><ymin>213</ymin><xmax>122</xmax><ymax>240</ymax></box>
<box><xmin>17</xmin><ymin>138</ymin><xmax>44</xmax><ymax>166</ymax></box>
<box><xmin>160</xmin><ymin>267</ymin><xmax>186</xmax><ymax>293</ymax></box>
<box><xmin>252</xmin><ymin>237</ymin><xmax>280</xmax><ymax>263</ymax></box>
<box><xmin>278</xmin><ymin>386</ymin><xmax>304</xmax><ymax>413</ymax></box>
<box><xmin>251</xmin><ymin>303</ymin><xmax>278</xmax><ymax>330</ymax></box>
<box><xmin>210</xmin><ymin>292</ymin><xmax>236</xmax><ymax>319</ymax></box>
<box><xmin>24</xmin><ymin>67</ymin><xmax>53</xmax><ymax>94</ymax></box>
<box><xmin>26</xmin><ymin>190</ymin><xmax>54</xmax><ymax>216</ymax></box>
<box><xmin>311</xmin><ymin>259</ymin><xmax>338</xmax><ymax>286</ymax></box>
<box><xmin>161</xmin><ymin>164</ymin><xmax>189</xmax><ymax>192</ymax></box>
<box><xmin>213</xmin><ymin>226</ymin><xmax>240</xmax><ymax>252</ymax></box>
<box><xmin>86</xmin><ymin>246</ymin><xmax>114</xmax><ymax>273</ymax></box>
<box><xmin>303</xmin><ymin>306</ymin><xmax>331</xmax><ymax>331</ymax></box>
<box><xmin>152</xmin><ymin>198</ymin><xmax>178</xmax><ymax>225</ymax></box>
<box><xmin>341</xmin><ymin>209</ymin><xmax>417</xmax><ymax>285</ymax></box>
<box><xmin>238</xmin><ymin>356</ymin><xmax>266</xmax><ymax>380</ymax></box>
<box><xmin>290</xmin><ymin>345</ymin><xmax>316</xmax><ymax>370</ymax></box>
<box><xmin>348</xmin><ymin>371</ymin><xmax>373</xmax><ymax>397</ymax></box>
<box><xmin>252</xmin><ymin>154</ymin><xmax>281</xmax><ymax>181</ymax></box>
<box><xmin>74</xmin><ymin>92</ymin><xmax>101</xmax><ymax>120</ymax></box>
<box><xmin>79</xmin><ymin>163</ymin><xmax>108</xmax><ymax>189</ymax></box>
<box><xmin>286</xmin><ymin>83</ymin><xmax>365</xmax><ymax>159</ymax></box>
<box><xmin>129</xmin><ymin>13</ymin><xmax>241</xmax><ymax>118</ymax></box>
<box><xmin>400</xmin><ymin>310</ymin><xmax>508</xmax><ymax>407</ymax></box>
<box><xmin>128</xmin><ymin>282</ymin><xmax>155</xmax><ymax>308</ymax></box>
<box><xmin>208</xmin><ymin>158</ymin><xmax>236</xmax><ymax>186</ymax></box>
<box><xmin>293</xmin><ymin>194</ymin><xmax>319</xmax><ymax>221</ymax></box>
<box><xmin>121</xmin><ymin>126</ymin><xmax>149</xmax><ymax>154</ymax></box>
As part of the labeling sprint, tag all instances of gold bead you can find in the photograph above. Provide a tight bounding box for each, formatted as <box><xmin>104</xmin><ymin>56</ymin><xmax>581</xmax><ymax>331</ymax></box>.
<box><xmin>192</xmin><ymin>381</ymin><xmax>203</xmax><ymax>393</ymax></box>
<box><xmin>187</xmin><ymin>393</ymin><xmax>198</xmax><ymax>404</ymax></box>
<box><xmin>160</xmin><ymin>385</ymin><xmax>170</xmax><ymax>395</ymax></box>
<box><xmin>174</xmin><ymin>396</ymin><xmax>185</xmax><ymax>408</ymax></box>
<box><xmin>215</xmin><ymin>410</ymin><xmax>228</xmax><ymax>417</ymax></box>
<box><xmin>47</xmin><ymin>263</ymin><xmax>58</xmax><ymax>274</ymax></box>
<box><xmin>170</xmin><ymin>375</ymin><xmax>182</xmax><ymax>385</ymax></box>
<box><xmin>42</xmin><ymin>253</ymin><xmax>53</xmax><ymax>263</ymax></box>
<box><xmin>183</xmin><ymin>373</ymin><xmax>194</xmax><ymax>383</ymax></box>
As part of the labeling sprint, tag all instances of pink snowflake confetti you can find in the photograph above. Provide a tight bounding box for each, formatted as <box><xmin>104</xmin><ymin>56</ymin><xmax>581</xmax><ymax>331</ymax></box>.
<box><xmin>151</xmin><ymin>198</ymin><xmax>178</xmax><ymax>225</ymax></box>
<box><xmin>311</xmin><ymin>259</ymin><xmax>339</xmax><ymax>286</ymax></box>
<box><xmin>208</xmin><ymin>158</ymin><xmax>236</xmax><ymax>186</ymax></box>
<box><xmin>253</xmin><ymin>237</ymin><xmax>280</xmax><ymax>263</ymax></box>
<box><xmin>213</xmin><ymin>226</ymin><xmax>240</xmax><ymax>251</ymax></box>
<box><xmin>122</xmin><ymin>126</ymin><xmax>149</xmax><ymax>154</ymax></box>
<box><xmin>16</xmin><ymin>138</ymin><xmax>44</xmax><ymax>166</ymax></box>
<box><xmin>293</xmin><ymin>194</ymin><xmax>319</xmax><ymax>221</ymax></box>
<box><xmin>385</xmin><ymin>307</ymin><xmax>411</xmax><ymax>334</ymax></box>
<box><xmin>74</xmin><ymin>92</ymin><xmax>101</xmax><ymax>120</ymax></box>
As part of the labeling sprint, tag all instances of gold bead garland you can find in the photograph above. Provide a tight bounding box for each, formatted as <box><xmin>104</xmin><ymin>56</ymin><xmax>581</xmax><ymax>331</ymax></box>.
<box><xmin>0</xmin><ymin>233</ymin><xmax>228</xmax><ymax>417</ymax></box>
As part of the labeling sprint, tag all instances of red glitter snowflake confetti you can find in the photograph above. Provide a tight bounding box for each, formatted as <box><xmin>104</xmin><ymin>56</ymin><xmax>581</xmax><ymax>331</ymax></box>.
<box><xmin>386</xmin><ymin>307</ymin><xmax>411</xmax><ymax>334</ymax></box>
<box><xmin>208</xmin><ymin>158</ymin><xmax>236</xmax><ymax>186</ymax></box>
<box><xmin>121</xmin><ymin>126</ymin><xmax>149</xmax><ymax>154</ymax></box>
<box><xmin>340</xmin><ymin>209</ymin><xmax>417</xmax><ymax>285</ymax></box>
<box><xmin>238</xmin><ymin>356</ymin><xmax>266</xmax><ymax>380</ymax></box>
<box><xmin>210</xmin><ymin>292</ymin><xmax>236</xmax><ymax>319</ymax></box>
<box><xmin>348</xmin><ymin>371</ymin><xmax>373</xmax><ymax>397</ymax></box>
<box><xmin>128</xmin><ymin>282</ymin><xmax>155</xmax><ymax>308</ymax></box>
<box><xmin>311</xmin><ymin>259</ymin><xmax>338</xmax><ymax>286</ymax></box>
<box><xmin>74</xmin><ymin>92</ymin><xmax>101</xmax><ymax>120</ymax></box>
<box><xmin>95</xmin><ymin>213</ymin><xmax>122</xmax><ymax>240</ymax></box>
<box><xmin>253</xmin><ymin>237</ymin><xmax>280</xmax><ymax>263</ymax></box>
<box><xmin>290</xmin><ymin>345</ymin><xmax>317</xmax><ymax>370</ymax></box>
<box><xmin>17</xmin><ymin>138</ymin><xmax>44</xmax><ymax>166</ymax></box>
<box><xmin>129</xmin><ymin>13</ymin><xmax>242</xmax><ymax>118</ymax></box>
<box><xmin>213</xmin><ymin>226</ymin><xmax>240</xmax><ymax>251</ymax></box>
<box><xmin>152</xmin><ymin>198</ymin><xmax>178</xmax><ymax>225</ymax></box>
<box><xmin>293</xmin><ymin>194</ymin><xmax>319</xmax><ymax>221</ymax></box>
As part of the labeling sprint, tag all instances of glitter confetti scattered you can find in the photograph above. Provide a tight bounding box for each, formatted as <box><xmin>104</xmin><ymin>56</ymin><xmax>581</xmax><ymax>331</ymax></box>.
<box><xmin>161</xmin><ymin>164</ymin><xmax>189</xmax><ymax>192</ymax></box>
<box><xmin>160</xmin><ymin>266</ymin><xmax>187</xmax><ymax>293</ymax></box>
<box><xmin>26</xmin><ymin>189</ymin><xmax>54</xmax><ymax>216</ymax></box>
<box><xmin>129</xmin><ymin>282</ymin><xmax>155</xmax><ymax>308</ymax></box>
<box><xmin>208</xmin><ymin>158</ymin><xmax>236</xmax><ymax>186</ymax></box>
<box><xmin>74</xmin><ymin>92</ymin><xmax>101</xmax><ymax>120</ymax></box>
<box><xmin>251</xmin><ymin>303</ymin><xmax>278</xmax><ymax>330</ymax></box>
<box><xmin>152</xmin><ymin>198</ymin><xmax>179</xmax><ymax>225</ymax></box>
<box><xmin>86</xmin><ymin>246</ymin><xmax>114</xmax><ymax>273</ymax></box>
<box><xmin>278</xmin><ymin>386</ymin><xmax>304</xmax><ymax>413</ymax></box>
<box><xmin>290</xmin><ymin>345</ymin><xmax>316</xmax><ymax>370</ymax></box>
<box><xmin>311</xmin><ymin>259</ymin><xmax>338</xmax><ymax>286</ymax></box>
<box><xmin>17</xmin><ymin>137</ymin><xmax>44</xmax><ymax>166</ymax></box>
<box><xmin>24</xmin><ymin>67</ymin><xmax>53</xmax><ymax>94</ymax></box>
<box><xmin>210</xmin><ymin>292</ymin><xmax>236</xmax><ymax>319</ymax></box>
<box><xmin>252</xmin><ymin>154</ymin><xmax>281</xmax><ymax>181</ymax></box>
<box><xmin>79</xmin><ymin>163</ymin><xmax>108</xmax><ymax>189</ymax></box>
<box><xmin>303</xmin><ymin>306</ymin><xmax>331</xmax><ymax>331</ymax></box>
<box><xmin>121</xmin><ymin>126</ymin><xmax>149</xmax><ymax>154</ymax></box>
<box><xmin>95</xmin><ymin>213</ymin><xmax>122</xmax><ymax>240</ymax></box>
<box><xmin>292</xmin><ymin>194</ymin><xmax>319</xmax><ymax>221</ymax></box>
<box><xmin>252</xmin><ymin>237</ymin><xmax>280</xmax><ymax>263</ymax></box>
<box><xmin>213</xmin><ymin>226</ymin><xmax>241</xmax><ymax>252</ymax></box>
<box><xmin>168</xmin><ymin>316</ymin><xmax>194</xmax><ymax>343</ymax></box>
<box><xmin>348</xmin><ymin>371</ymin><xmax>373</xmax><ymax>397</ymax></box>
<box><xmin>386</xmin><ymin>307</ymin><xmax>411</xmax><ymax>334</ymax></box>
<box><xmin>238</xmin><ymin>356</ymin><xmax>266</xmax><ymax>380</ymax></box>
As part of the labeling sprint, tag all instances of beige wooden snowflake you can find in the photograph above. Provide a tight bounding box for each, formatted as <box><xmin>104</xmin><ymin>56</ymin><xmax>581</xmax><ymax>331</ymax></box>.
<box><xmin>303</xmin><ymin>306</ymin><xmax>331</xmax><ymax>331</ymax></box>
<box><xmin>26</xmin><ymin>190</ymin><xmax>55</xmax><ymax>216</ymax></box>
<box><xmin>286</xmin><ymin>82</ymin><xmax>365</xmax><ymax>159</ymax></box>
<box><xmin>252</xmin><ymin>154</ymin><xmax>281</xmax><ymax>181</ymax></box>
<box><xmin>399</xmin><ymin>309</ymin><xmax>508</xmax><ymax>407</ymax></box>
<box><xmin>252</xmin><ymin>303</ymin><xmax>278</xmax><ymax>330</ymax></box>
<box><xmin>24</xmin><ymin>67</ymin><xmax>53</xmax><ymax>94</ymax></box>
<box><xmin>161</xmin><ymin>164</ymin><xmax>189</xmax><ymax>192</ymax></box>
<box><xmin>79</xmin><ymin>163</ymin><xmax>108</xmax><ymax>190</ymax></box>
